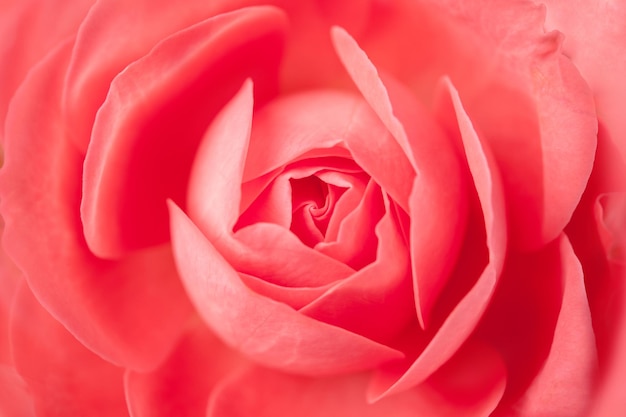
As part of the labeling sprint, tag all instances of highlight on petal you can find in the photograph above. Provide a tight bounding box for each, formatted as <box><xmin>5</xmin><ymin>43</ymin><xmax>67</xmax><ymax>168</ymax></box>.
<box><xmin>368</xmin><ymin>78</ymin><xmax>507</xmax><ymax>400</ymax></box>
<box><xmin>82</xmin><ymin>6</ymin><xmax>287</xmax><ymax>257</ymax></box>
<box><xmin>10</xmin><ymin>284</ymin><xmax>128</xmax><ymax>417</ymax></box>
<box><xmin>331</xmin><ymin>26</ymin><xmax>468</xmax><ymax>328</ymax></box>
<box><xmin>0</xmin><ymin>40</ymin><xmax>192</xmax><ymax>371</ymax></box>
<box><xmin>168</xmin><ymin>201</ymin><xmax>404</xmax><ymax>376</ymax></box>
<box><xmin>514</xmin><ymin>235</ymin><xmax>597</xmax><ymax>416</ymax></box>
<box><xmin>542</xmin><ymin>0</ymin><xmax>626</xmax><ymax>163</ymax></box>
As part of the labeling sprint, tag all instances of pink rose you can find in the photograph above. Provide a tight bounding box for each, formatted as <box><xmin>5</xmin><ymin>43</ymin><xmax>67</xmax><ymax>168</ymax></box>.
<box><xmin>1</xmin><ymin>0</ymin><xmax>624</xmax><ymax>415</ymax></box>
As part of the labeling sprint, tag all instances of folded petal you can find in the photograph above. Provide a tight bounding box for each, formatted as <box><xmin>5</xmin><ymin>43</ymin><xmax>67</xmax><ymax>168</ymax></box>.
<box><xmin>513</xmin><ymin>235</ymin><xmax>598</xmax><ymax>416</ymax></box>
<box><xmin>169</xmin><ymin>201</ymin><xmax>403</xmax><ymax>376</ymax></box>
<box><xmin>10</xmin><ymin>284</ymin><xmax>128</xmax><ymax>417</ymax></box>
<box><xmin>542</xmin><ymin>0</ymin><xmax>626</xmax><ymax>163</ymax></box>
<box><xmin>82</xmin><ymin>7</ymin><xmax>286</xmax><ymax>257</ymax></box>
<box><xmin>0</xmin><ymin>41</ymin><xmax>192</xmax><ymax>371</ymax></box>
<box><xmin>369</xmin><ymin>78</ymin><xmax>507</xmax><ymax>400</ymax></box>
<box><xmin>332</xmin><ymin>27</ymin><xmax>468</xmax><ymax>328</ymax></box>
<box><xmin>0</xmin><ymin>0</ymin><xmax>93</xmax><ymax>144</ymax></box>
<box><xmin>359</xmin><ymin>0</ymin><xmax>597</xmax><ymax>249</ymax></box>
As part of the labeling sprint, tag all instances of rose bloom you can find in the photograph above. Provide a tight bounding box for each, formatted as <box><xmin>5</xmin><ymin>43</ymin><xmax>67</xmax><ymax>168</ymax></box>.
<box><xmin>0</xmin><ymin>0</ymin><xmax>625</xmax><ymax>415</ymax></box>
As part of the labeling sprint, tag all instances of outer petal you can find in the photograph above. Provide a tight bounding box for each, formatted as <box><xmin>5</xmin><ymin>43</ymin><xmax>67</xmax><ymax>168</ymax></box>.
<box><xmin>361</xmin><ymin>0</ymin><xmax>597</xmax><ymax>249</ymax></box>
<box><xmin>542</xmin><ymin>0</ymin><xmax>626</xmax><ymax>163</ymax></box>
<box><xmin>0</xmin><ymin>41</ymin><xmax>192</xmax><ymax>371</ymax></box>
<box><xmin>82</xmin><ymin>6</ymin><xmax>287</xmax><ymax>257</ymax></box>
<box><xmin>125</xmin><ymin>320</ymin><xmax>243</xmax><ymax>417</ymax></box>
<box><xmin>207</xmin><ymin>340</ymin><xmax>505</xmax><ymax>417</ymax></box>
<box><xmin>0</xmin><ymin>0</ymin><xmax>94</xmax><ymax>144</ymax></box>
<box><xmin>512</xmin><ymin>235</ymin><xmax>598</xmax><ymax>416</ymax></box>
<box><xmin>10</xmin><ymin>284</ymin><xmax>128</xmax><ymax>417</ymax></box>
<box><xmin>168</xmin><ymin>201</ymin><xmax>403</xmax><ymax>376</ymax></box>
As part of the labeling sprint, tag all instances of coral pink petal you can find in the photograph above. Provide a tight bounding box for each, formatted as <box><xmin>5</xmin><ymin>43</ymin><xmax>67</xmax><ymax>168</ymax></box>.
<box><xmin>125</xmin><ymin>321</ymin><xmax>243</xmax><ymax>417</ymax></box>
<box><xmin>0</xmin><ymin>42</ymin><xmax>192</xmax><ymax>371</ymax></box>
<box><xmin>514</xmin><ymin>235</ymin><xmax>597</xmax><ymax>415</ymax></box>
<box><xmin>64</xmin><ymin>0</ymin><xmax>281</xmax><ymax>150</ymax></box>
<box><xmin>302</xmin><ymin>195</ymin><xmax>415</xmax><ymax>344</ymax></box>
<box><xmin>331</xmin><ymin>27</ymin><xmax>468</xmax><ymax>327</ymax></box>
<box><xmin>369</xmin><ymin>79</ymin><xmax>507</xmax><ymax>400</ymax></box>
<box><xmin>208</xmin><ymin>341</ymin><xmax>504</xmax><ymax>417</ymax></box>
<box><xmin>10</xmin><ymin>284</ymin><xmax>128</xmax><ymax>417</ymax></box>
<box><xmin>246</xmin><ymin>90</ymin><xmax>413</xmax><ymax>215</ymax></box>
<box><xmin>542</xmin><ymin>0</ymin><xmax>626</xmax><ymax>163</ymax></box>
<box><xmin>0</xmin><ymin>0</ymin><xmax>93</xmax><ymax>144</ymax></box>
<box><xmin>0</xmin><ymin>218</ymin><xmax>24</xmax><ymax>365</ymax></box>
<box><xmin>168</xmin><ymin>201</ymin><xmax>403</xmax><ymax>376</ymax></box>
<box><xmin>82</xmin><ymin>7</ymin><xmax>286</xmax><ymax>257</ymax></box>
<box><xmin>233</xmin><ymin>223</ymin><xmax>355</xmax><ymax>287</ymax></box>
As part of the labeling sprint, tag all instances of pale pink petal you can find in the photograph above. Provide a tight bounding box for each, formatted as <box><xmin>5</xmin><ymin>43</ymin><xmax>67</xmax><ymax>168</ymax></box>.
<box><xmin>168</xmin><ymin>201</ymin><xmax>403</xmax><ymax>376</ymax></box>
<box><xmin>369</xmin><ymin>79</ymin><xmax>507</xmax><ymax>400</ymax></box>
<box><xmin>0</xmin><ymin>0</ymin><xmax>93</xmax><ymax>144</ymax></box>
<box><xmin>513</xmin><ymin>235</ymin><xmax>597</xmax><ymax>416</ymax></box>
<box><xmin>542</xmin><ymin>0</ymin><xmax>626</xmax><ymax>164</ymax></box>
<box><xmin>82</xmin><ymin>7</ymin><xmax>287</xmax><ymax>257</ymax></box>
<box><xmin>239</xmin><ymin>273</ymin><xmax>335</xmax><ymax>310</ymax></box>
<box><xmin>10</xmin><ymin>284</ymin><xmax>128</xmax><ymax>417</ymax></box>
<box><xmin>331</xmin><ymin>27</ymin><xmax>469</xmax><ymax>327</ymax></box>
<box><xmin>0</xmin><ymin>42</ymin><xmax>192</xmax><ymax>371</ymax></box>
<box><xmin>125</xmin><ymin>321</ymin><xmax>243</xmax><ymax>417</ymax></box>
<box><xmin>207</xmin><ymin>340</ymin><xmax>505</xmax><ymax>417</ymax></box>
<box><xmin>248</xmin><ymin>88</ymin><xmax>414</xmax><ymax>212</ymax></box>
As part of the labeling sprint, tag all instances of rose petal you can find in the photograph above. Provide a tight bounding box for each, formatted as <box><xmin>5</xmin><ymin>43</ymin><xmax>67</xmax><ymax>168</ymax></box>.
<box><xmin>207</xmin><ymin>340</ymin><xmax>505</xmax><ymax>417</ymax></box>
<box><xmin>542</xmin><ymin>0</ymin><xmax>626</xmax><ymax>164</ymax></box>
<box><xmin>64</xmin><ymin>0</ymin><xmax>287</xmax><ymax>150</ymax></box>
<box><xmin>0</xmin><ymin>41</ymin><xmax>192</xmax><ymax>371</ymax></box>
<box><xmin>82</xmin><ymin>6</ymin><xmax>286</xmax><ymax>257</ymax></box>
<box><xmin>244</xmin><ymin>90</ymin><xmax>410</xmax><ymax>203</ymax></box>
<box><xmin>239</xmin><ymin>273</ymin><xmax>335</xmax><ymax>310</ymax></box>
<box><xmin>10</xmin><ymin>284</ymin><xmax>128</xmax><ymax>417</ymax></box>
<box><xmin>125</xmin><ymin>320</ymin><xmax>243</xmax><ymax>417</ymax></box>
<box><xmin>512</xmin><ymin>235</ymin><xmax>597</xmax><ymax>416</ymax></box>
<box><xmin>168</xmin><ymin>201</ymin><xmax>404</xmax><ymax>376</ymax></box>
<box><xmin>331</xmin><ymin>27</ymin><xmax>468</xmax><ymax>327</ymax></box>
<box><xmin>369</xmin><ymin>78</ymin><xmax>507</xmax><ymax>400</ymax></box>
<box><xmin>301</xmin><ymin>193</ymin><xmax>415</xmax><ymax>344</ymax></box>
<box><xmin>0</xmin><ymin>0</ymin><xmax>93</xmax><ymax>144</ymax></box>
<box><xmin>187</xmin><ymin>80</ymin><xmax>356</xmax><ymax>287</ymax></box>
<box><xmin>360</xmin><ymin>0</ymin><xmax>597</xmax><ymax>249</ymax></box>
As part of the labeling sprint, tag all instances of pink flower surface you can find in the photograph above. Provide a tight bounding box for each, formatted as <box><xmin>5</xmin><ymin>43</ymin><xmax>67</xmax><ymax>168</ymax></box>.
<box><xmin>0</xmin><ymin>0</ymin><xmax>624</xmax><ymax>415</ymax></box>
